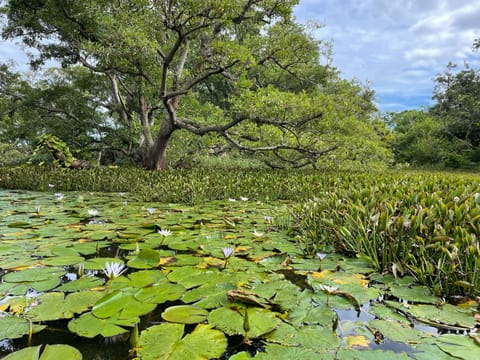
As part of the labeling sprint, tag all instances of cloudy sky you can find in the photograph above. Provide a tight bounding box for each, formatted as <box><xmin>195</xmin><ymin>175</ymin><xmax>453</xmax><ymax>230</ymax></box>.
<box><xmin>294</xmin><ymin>0</ymin><xmax>480</xmax><ymax>111</ymax></box>
<box><xmin>1</xmin><ymin>1</ymin><xmax>479</xmax><ymax>112</ymax></box>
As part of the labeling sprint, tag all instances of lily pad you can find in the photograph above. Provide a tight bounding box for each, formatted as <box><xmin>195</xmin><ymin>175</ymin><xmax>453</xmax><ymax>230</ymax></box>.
<box><xmin>436</xmin><ymin>334</ymin><xmax>480</xmax><ymax>359</ymax></box>
<box><xmin>0</xmin><ymin>316</ymin><xmax>47</xmax><ymax>339</ymax></box>
<box><xmin>208</xmin><ymin>305</ymin><xmax>280</xmax><ymax>338</ymax></box>
<box><xmin>92</xmin><ymin>288</ymin><xmax>156</xmax><ymax>320</ymax></box>
<box><xmin>127</xmin><ymin>248</ymin><xmax>160</xmax><ymax>269</ymax></box>
<box><xmin>135</xmin><ymin>280</ymin><xmax>185</xmax><ymax>304</ymax></box>
<box><xmin>26</xmin><ymin>291</ymin><xmax>105</xmax><ymax>321</ymax></box>
<box><xmin>137</xmin><ymin>323</ymin><xmax>227</xmax><ymax>360</ymax></box>
<box><xmin>68</xmin><ymin>312</ymin><xmax>131</xmax><ymax>338</ymax></box>
<box><xmin>161</xmin><ymin>305</ymin><xmax>209</xmax><ymax>324</ymax></box>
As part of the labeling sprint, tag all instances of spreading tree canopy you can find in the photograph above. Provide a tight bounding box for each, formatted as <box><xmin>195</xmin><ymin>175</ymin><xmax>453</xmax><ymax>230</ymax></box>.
<box><xmin>1</xmin><ymin>0</ymin><xmax>391</xmax><ymax>169</ymax></box>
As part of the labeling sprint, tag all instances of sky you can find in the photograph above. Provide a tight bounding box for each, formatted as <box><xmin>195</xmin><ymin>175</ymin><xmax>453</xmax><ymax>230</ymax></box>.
<box><xmin>1</xmin><ymin>1</ymin><xmax>479</xmax><ymax>112</ymax></box>
<box><xmin>293</xmin><ymin>0</ymin><xmax>480</xmax><ymax>112</ymax></box>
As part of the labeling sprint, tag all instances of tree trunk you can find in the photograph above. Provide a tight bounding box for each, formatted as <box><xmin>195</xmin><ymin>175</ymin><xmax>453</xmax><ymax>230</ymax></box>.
<box><xmin>148</xmin><ymin>115</ymin><xmax>175</xmax><ymax>170</ymax></box>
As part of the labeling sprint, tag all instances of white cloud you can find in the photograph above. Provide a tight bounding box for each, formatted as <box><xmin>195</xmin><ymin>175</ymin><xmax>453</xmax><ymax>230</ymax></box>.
<box><xmin>294</xmin><ymin>0</ymin><xmax>480</xmax><ymax>111</ymax></box>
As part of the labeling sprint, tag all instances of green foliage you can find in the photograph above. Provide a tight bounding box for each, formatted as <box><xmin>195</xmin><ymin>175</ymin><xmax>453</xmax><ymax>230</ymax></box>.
<box><xmin>1</xmin><ymin>0</ymin><xmax>392</xmax><ymax>170</ymax></box>
<box><xmin>291</xmin><ymin>172</ymin><xmax>480</xmax><ymax>298</ymax></box>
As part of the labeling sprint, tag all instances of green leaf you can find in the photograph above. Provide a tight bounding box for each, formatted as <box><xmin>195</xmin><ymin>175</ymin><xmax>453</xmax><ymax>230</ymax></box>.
<box><xmin>68</xmin><ymin>312</ymin><xmax>131</xmax><ymax>338</ymax></box>
<box><xmin>39</xmin><ymin>344</ymin><xmax>82</xmax><ymax>360</ymax></box>
<box><xmin>26</xmin><ymin>291</ymin><xmax>105</xmax><ymax>321</ymax></box>
<box><xmin>135</xmin><ymin>281</ymin><xmax>185</xmax><ymax>304</ymax></box>
<box><xmin>208</xmin><ymin>305</ymin><xmax>280</xmax><ymax>338</ymax></box>
<box><xmin>127</xmin><ymin>248</ymin><xmax>160</xmax><ymax>269</ymax></box>
<box><xmin>0</xmin><ymin>316</ymin><xmax>46</xmax><ymax>340</ymax></box>
<box><xmin>92</xmin><ymin>289</ymin><xmax>156</xmax><ymax>319</ymax></box>
<box><xmin>137</xmin><ymin>323</ymin><xmax>227</xmax><ymax>360</ymax></box>
<box><xmin>161</xmin><ymin>305</ymin><xmax>209</xmax><ymax>324</ymax></box>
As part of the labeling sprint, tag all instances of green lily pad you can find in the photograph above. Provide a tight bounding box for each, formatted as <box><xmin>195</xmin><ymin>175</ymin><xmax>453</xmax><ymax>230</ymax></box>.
<box><xmin>265</xmin><ymin>322</ymin><xmax>340</xmax><ymax>351</ymax></box>
<box><xmin>181</xmin><ymin>282</ymin><xmax>236</xmax><ymax>309</ymax></box>
<box><xmin>127</xmin><ymin>248</ymin><xmax>160</xmax><ymax>269</ymax></box>
<box><xmin>389</xmin><ymin>284</ymin><xmax>438</xmax><ymax>304</ymax></box>
<box><xmin>0</xmin><ymin>316</ymin><xmax>47</xmax><ymax>340</ymax></box>
<box><xmin>436</xmin><ymin>334</ymin><xmax>480</xmax><ymax>359</ymax></box>
<box><xmin>336</xmin><ymin>349</ymin><xmax>412</xmax><ymax>359</ymax></box>
<box><xmin>135</xmin><ymin>281</ymin><xmax>185</xmax><ymax>304</ymax></box>
<box><xmin>92</xmin><ymin>289</ymin><xmax>156</xmax><ymax>319</ymax></box>
<box><xmin>26</xmin><ymin>291</ymin><xmax>105</xmax><ymax>321</ymax></box>
<box><xmin>385</xmin><ymin>301</ymin><xmax>476</xmax><ymax>329</ymax></box>
<box><xmin>161</xmin><ymin>305</ymin><xmax>209</xmax><ymax>324</ymax></box>
<box><xmin>255</xmin><ymin>343</ymin><xmax>331</xmax><ymax>359</ymax></box>
<box><xmin>56</xmin><ymin>277</ymin><xmax>105</xmax><ymax>292</ymax></box>
<box><xmin>3</xmin><ymin>267</ymin><xmax>65</xmax><ymax>283</ymax></box>
<box><xmin>208</xmin><ymin>305</ymin><xmax>280</xmax><ymax>338</ymax></box>
<box><xmin>137</xmin><ymin>323</ymin><xmax>227</xmax><ymax>360</ymax></box>
<box><xmin>368</xmin><ymin>319</ymin><xmax>427</xmax><ymax>343</ymax></box>
<box><xmin>68</xmin><ymin>312</ymin><xmax>131</xmax><ymax>338</ymax></box>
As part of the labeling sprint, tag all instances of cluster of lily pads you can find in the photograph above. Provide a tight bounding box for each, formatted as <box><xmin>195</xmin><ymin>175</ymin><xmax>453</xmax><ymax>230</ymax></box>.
<box><xmin>0</xmin><ymin>189</ymin><xmax>479</xmax><ymax>359</ymax></box>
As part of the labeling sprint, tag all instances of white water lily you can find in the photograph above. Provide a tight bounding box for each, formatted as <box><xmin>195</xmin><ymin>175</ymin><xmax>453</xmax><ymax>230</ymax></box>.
<box><xmin>263</xmin><ymin>215</ymin><xmax>273</xmax><ymax>223</ymax></box>
<box><xmin>35</xmin><ymin>206</ymin><xmax>41</xmax><ymax>214</ymax></box>
<box><xmin>316</xmin><ymin>252</ymin><xmax>327</xmax><ymax>261</ymax></box>
<box><xmin>48</xmin><ymin>183</ymin><xmax>55</xmax><ymax>188</ymax></box>
<box><xmin>158</xmin><ymin>229</ymin><xmax>172</xmax><ymax>237</ymax></box>
<box><xmin>228</xmin><ymin>198</ymin><xmax>236</xmax><ymax>202</ymax></box>
<box><xmin>240</xmin><ymin>196</ymin><xmax>249</xmax><ymax>201</ymax></box>
<box><xmin>146</xmin><ymin>208</ymin><xmax>156</xmax><ymax>215</ymax></box>
<box><xmin>54</xmin><ymin>193</ymin><xmax>65</xmax><ymax>201</ymax></box>
<box><xmin>318</xmin><ymin>284</ymin><xmax>338</xmax><ymax>294</ymax></box>
<box><xmin>253</xmin><ymin>230</ymin><xmax>264</xmax><ymax>237</ymax></box>
<box><xmin>88</xmin><ymin>209</ymin><xmax>99</xmax><ymax>217</ymax></box>
<box><xmin>318</xmin><ymin>284</ymin><xmax>338</xmax><ymax>306</ymax></box>
<box><xmin>102</xmin><ymin>262</ymin><xmax>126</xmax><ymax>279</ymax></box>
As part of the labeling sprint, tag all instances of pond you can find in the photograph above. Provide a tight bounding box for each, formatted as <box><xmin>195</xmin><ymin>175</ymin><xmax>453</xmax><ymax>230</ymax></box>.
<box><xmin>0</xmin><ymin>189</ymin><xmax>479</xmax><ymax>359</ymax></box>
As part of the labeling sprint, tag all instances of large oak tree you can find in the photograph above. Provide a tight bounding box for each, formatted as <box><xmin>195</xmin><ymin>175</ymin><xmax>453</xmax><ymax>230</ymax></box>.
<box><xmin>1</xmin><ymin>0</ymin><xmax>391</xmax><ymax>169</ymax></box>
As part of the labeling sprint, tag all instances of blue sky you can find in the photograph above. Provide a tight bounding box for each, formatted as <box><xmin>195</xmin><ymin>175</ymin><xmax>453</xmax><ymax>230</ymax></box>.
<box><xmin>293</xmin><ymin>0</ymin><xmax>480</xmax><ymax>112</ymax></box>
<box><xmin>1</xmin><ymin>1</ymin><xmax>479</xmax><ymax>112</ymax></box>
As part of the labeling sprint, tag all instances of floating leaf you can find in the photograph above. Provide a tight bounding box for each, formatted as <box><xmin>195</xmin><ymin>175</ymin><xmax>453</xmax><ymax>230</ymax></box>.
<box><xmin>68</xmin><ymin>312</ymin><xmax>131</xmax><ymax>338</ymax></box>
<box><xmin>135</xmin><ymin>281</ymin><xmax>185</xmax><ymax>304</ymax></box>
<box><xmin>127</xmin><ymin>248</ymin><xmax>160</xmax><ymax>269</ymax></box>
<box><xmin>92</xmin><ymin>289</ymin><xmax>156</xmax><ymax>319</ymax></box>
<box><xmin>0</xmin><ymin>316</ymin><xmax>46</xmax><ymax>339</ymax></box>
<box><xmin>208</xmin><ymin>305</ymin><xmax>280</xmax><ymax>338</ymax></box>
<box><xmin>161</xmin><ymin>305</ymin><xmax>209</xmax><ymax>324</ymax></box>
<box><xmin>26</xmin><ymin>291</ymin><xmax>105</xmax><ymax>321</ymax></box>
<box><xmin>137</xmin><ymin>323</ymin><xmax>227</xmax><ymax>360</ymax></box>
<box><xmin>436</xmin><ymin>334</ymin><xmax>480</xmax><ymax>359</ymax></box>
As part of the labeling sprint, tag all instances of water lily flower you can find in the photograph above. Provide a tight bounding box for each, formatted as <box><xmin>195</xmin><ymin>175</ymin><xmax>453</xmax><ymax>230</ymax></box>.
<box><xmin>35</xmin><ymin>206</ymin><xmax>41</xmax><ymax>214</ymax></box>
<box><xmin>119</xmin><ymin>192</ymin><xmax>125</xmax><ymax>197</ymax></box>
<box><xmin>48</xmin><ymin>183</ymin><xmax>55</xmax><ymax>188</ymax></box>
<box><xmin>453</xmin><ymin>196</ymin><xmax>460</xmax><ymax>203</ymax></box>
<box><xmin>77</xmin><ymin>263</ymin><xmax>85</xmax><ymax>277</ymax></box>
<box><xmin>54</xmin><ymin>193</ymin><xmax>65</xmax><ymax>201</ymax></box>
<box><xmin>316</xmin><ymin>252</ymin><xmax>327</xmax><ymax>271</ymax></box>
<box><xmin>223</xmin><ymin>247</ymin><xmax>235</xmax><ymax>258</ymax></box>
<box><xmin>229</xmin><ymin>198</ymin><xmax>236</xmax><ymax>202</ymax></box>
<box><xmin>88</xmin><ymin>209</ymin><xmax>99</xmax><ymax>217</ymax></box>
<box><xmin>158</xmin><ymin>229</ymin><xmax>172</xmax><ymax>237</ymax></box>
<box><xmin>240</xmin><ymin>196</ymin><xmax>248</xmax><ymax>201</ymax></box>
<box><xmin>318</xmin><ymin>284</ymin><xmax>338</xmax><ymax>306</ymax></box>
<box><xmin>263</xmin><ymin>215</ymin><xmax>273</xmax><ymax>223</ymax></box>
<box><xmin>102</xmin><ymin>262</ymin><xmax>126</xmax><ymax>279</ymax></box>
<box><xmin>253</xmin><ymin>230</ymin><xmax>264</xmax><ymax>237</ymax></box>
<box><xmin>222</xmin><ymin>247</ymin><xmax>235</xmax><ymax>270</ymax></box>
<box><xmin>146</xmin><ymin>208</ymin><xmax>156</xmax><ymax>215</ymax></box>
